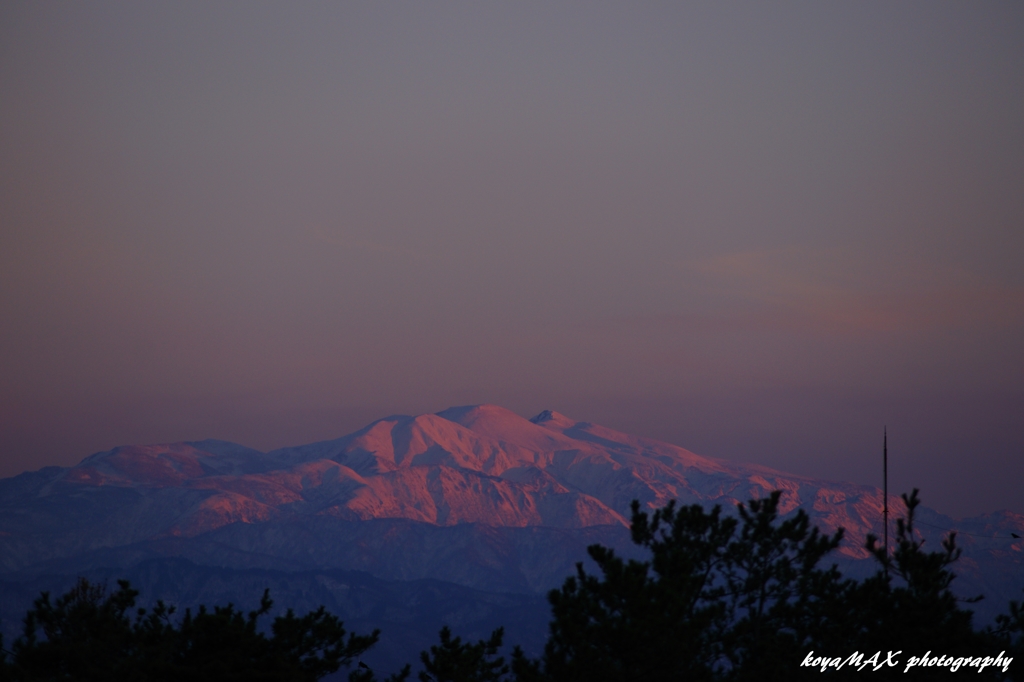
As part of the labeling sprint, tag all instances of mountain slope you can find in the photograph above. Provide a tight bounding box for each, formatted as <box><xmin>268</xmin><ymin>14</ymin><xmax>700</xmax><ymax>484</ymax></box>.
<box><xmin>0</xmin><ymin>405</ymin><xmax>1021</xmax><ymax>623</ymax></box>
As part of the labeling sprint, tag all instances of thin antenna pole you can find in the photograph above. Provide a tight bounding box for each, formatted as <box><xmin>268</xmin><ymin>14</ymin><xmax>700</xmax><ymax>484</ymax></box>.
<box><xmin>883</xmin><ymin>426</ymin><xmax>888</xmax><ymax>578</ymax></box>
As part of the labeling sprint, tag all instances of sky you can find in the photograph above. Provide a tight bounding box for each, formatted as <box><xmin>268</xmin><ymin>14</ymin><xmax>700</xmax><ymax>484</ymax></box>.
<box><xmin>1</xmin><ymin>2</ymin><xmax>1022</xmax><ymax>518</ymax></box>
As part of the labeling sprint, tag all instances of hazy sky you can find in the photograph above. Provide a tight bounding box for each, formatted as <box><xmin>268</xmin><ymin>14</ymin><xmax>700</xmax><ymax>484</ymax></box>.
<box><xmin>2</xmin><ymin>2</ymin><xmax>1022</xmax><ymax>517</ymax></box>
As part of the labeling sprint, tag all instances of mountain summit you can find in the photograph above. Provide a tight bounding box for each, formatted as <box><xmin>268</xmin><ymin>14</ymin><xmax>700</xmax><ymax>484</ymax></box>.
<box><xmin>1</xmin><ymin>405</ymin><xmax>1020</xmax><ymax>612</ymax></box>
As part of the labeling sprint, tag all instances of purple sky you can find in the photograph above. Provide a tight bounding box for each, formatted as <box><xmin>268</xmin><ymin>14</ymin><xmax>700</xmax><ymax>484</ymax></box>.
<box><xmin>2</xmin><ymin>2</ymin><xmax>1022</xmax><ymax>518</ymax></box>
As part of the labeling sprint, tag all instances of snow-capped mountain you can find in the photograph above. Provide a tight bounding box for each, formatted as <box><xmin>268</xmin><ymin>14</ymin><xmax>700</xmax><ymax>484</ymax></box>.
<box><xmin>1</xmin><ymin>405</ymin><xmax>1021</xmax><ymax>620</ymax></box>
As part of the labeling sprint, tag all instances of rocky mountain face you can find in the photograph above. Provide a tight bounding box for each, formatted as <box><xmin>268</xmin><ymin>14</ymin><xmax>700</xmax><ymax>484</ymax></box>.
<box><xmin>1</xmin><ymin>404</ymin><xmax>1022</xmax><ymax>654</ymax></box>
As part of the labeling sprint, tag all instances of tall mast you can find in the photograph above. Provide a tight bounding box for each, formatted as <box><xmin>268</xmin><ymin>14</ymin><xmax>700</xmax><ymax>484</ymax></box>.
<box><xmin>883</xmin><ymin>426</ymin><xmax>888</xmax><ymax>578</ymax></box>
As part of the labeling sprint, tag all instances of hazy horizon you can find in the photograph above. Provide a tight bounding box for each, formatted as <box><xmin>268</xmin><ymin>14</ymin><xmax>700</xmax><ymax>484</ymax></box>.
<box><xmin>2</xmin><ymin>2</ymin><xmax>1022</xmax><ymax>518</ymax></box>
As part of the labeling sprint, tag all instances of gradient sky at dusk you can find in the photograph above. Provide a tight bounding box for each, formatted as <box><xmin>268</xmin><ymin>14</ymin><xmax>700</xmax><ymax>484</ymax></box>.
<box><xmin>2</xmin><ymin>2</ymin><xmax>1022</xmax><ymax>517</ymax></box>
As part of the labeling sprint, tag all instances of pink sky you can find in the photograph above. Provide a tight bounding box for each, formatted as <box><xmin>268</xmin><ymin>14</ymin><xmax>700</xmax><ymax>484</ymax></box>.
<box><xmin>1</xmin><ymin>2</ymin><xmax>1022</xmax><ymax>517</ymax></box>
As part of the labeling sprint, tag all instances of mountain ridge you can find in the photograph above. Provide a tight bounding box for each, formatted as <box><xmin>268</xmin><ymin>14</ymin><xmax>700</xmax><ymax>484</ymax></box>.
<box><xmin>1</xmin><ymin>404</ymin><xmax>1021</xmax><ymax>624</ymax></box>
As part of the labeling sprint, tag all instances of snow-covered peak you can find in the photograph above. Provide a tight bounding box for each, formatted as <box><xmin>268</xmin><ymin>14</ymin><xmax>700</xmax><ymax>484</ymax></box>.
<box><xmin>529</xmin><ymin>409</ymin><xmax>575</xmax><ymax>428</ymax></box>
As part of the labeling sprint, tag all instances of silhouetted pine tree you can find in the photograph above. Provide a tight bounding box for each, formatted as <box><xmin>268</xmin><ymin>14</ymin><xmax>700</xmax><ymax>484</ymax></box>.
<box><xmin>516</xmin><ymin>492</ymin><xmax>850</xmax><ymax>682</ymax></box>
<box><xmin>417</xmin><ymin>626</ymin><xmax>509</xmax><ymax>682</ymax></box>
<box><xmin>0</xmin><ymin>578</ymin><xmax>378</xmax><ymax>682</ymax></box>
<box><xmin>829</xmin><ymin>489</ymin><xmax>1002</xmax><ymax>680</ymax></box>
<box><xmin>511</xmin><ymin>489</ymin><xmax>1010</xmax><ymax>681</ymax></box>
<box><xmin>992</xmin><ymin>595</ymin><xmax>1024</xmax><ymax>681</ymax></box>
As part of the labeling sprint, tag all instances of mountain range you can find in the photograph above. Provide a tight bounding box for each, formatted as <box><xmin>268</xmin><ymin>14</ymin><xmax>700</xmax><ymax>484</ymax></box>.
<box><xmin>1</xmin><ymin>405</ymin><xmax>1021</xmax><ymax>670</ymax></box>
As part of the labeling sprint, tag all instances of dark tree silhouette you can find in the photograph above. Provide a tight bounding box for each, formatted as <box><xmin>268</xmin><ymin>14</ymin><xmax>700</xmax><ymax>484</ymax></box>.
<box><xmin>1</xmin><ymin>578</ymin><xmax>378</xmax><ymax>682</ymax></box>
<box><xmin>520</xmin><ymin>491</ymin><xmax>850</xmax><ymax>681</ymax></box>
<box><xmin>417</xmin><ymin>626</ymin><xmax>509</xmax><ymax>682</ymax></box>
<box><xmin>834</xmin><ymin>489</ymin><xmax>999</xmax><ymax>680</ymax></box>
<box><xmin>512</xmin><ymin>489</ymin><xmax>1009</xmax><ymax>681</ymax></box>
